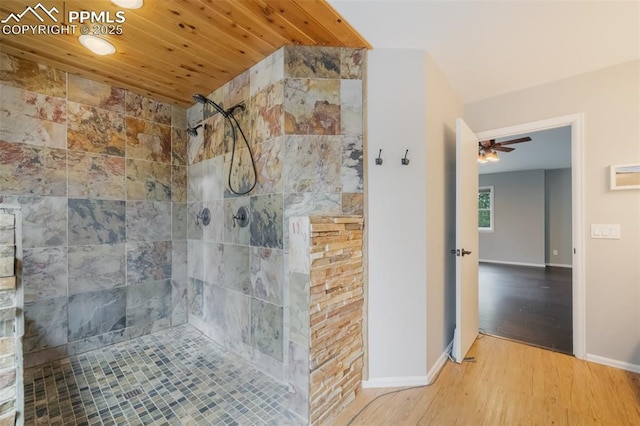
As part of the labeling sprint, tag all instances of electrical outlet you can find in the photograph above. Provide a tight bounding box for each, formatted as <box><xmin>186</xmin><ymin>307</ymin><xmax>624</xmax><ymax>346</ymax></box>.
<box><xmin>552</xmin><ymin>250</ymin><xmax>558</xmax><ymax>256</ymax></box>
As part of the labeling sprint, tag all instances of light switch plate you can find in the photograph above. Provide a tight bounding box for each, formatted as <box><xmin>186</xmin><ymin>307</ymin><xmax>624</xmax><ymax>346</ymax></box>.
<box><xmin>591</xmin><ymin>224</ymin><xmax>621</xmax><ymax>239</ymax></box>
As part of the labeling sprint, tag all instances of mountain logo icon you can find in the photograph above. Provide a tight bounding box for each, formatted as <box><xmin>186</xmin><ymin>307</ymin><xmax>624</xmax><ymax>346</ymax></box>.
<box><xmin>1</xmin><ymin>3</ymin><xmax>59</xmax><ymax>24</ymax></box>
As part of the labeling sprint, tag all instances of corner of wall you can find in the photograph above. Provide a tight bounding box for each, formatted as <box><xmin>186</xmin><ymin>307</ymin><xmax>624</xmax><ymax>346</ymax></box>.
<box><xmin>424</xmin><ymin>52</ymin><xmax>464</xmax><ymax>374</ymax></box>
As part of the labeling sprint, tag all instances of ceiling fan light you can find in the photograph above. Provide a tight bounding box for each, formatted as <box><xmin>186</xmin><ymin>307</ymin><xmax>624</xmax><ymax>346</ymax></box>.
<box><xmin>78</xmin><ymin>35</ymin><xmax>116</xmax><ymax>55</ymax></box>
<box><xmin>477</xmin><ymin>152</ymin><xmax>488</xmax><ymax>163</ymax></box>
<box><xmin>110</xmin><ymin>0</ymin><xmax>143</xmax><ymax>8</ymax></box>
<box><xmin>487</xmin><ymin>151</ymin><xmax>500</xmax><ymax>162</ymax></box>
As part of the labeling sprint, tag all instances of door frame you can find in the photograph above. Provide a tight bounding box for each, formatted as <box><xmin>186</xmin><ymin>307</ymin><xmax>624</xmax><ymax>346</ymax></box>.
<box><xmin>476</xmin><ymin>113</ymin><xmax>586</xmax><ymax>360</ymax></box>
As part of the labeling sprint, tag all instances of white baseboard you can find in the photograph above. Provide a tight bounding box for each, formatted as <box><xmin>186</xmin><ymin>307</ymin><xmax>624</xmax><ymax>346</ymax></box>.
<box><xmin>479</xmin><ymin>259</ymin><xmax>546</xmax><ymax>268</ymax></box>
<box><xmin>426</xmin><ymin>340</ymin><xmax>453</xmax><ymax>384</ymax></box>
<box><xmin>546</xmin><ymin>263</ymin><xmax>573</xmax><ymax>268</ymax></box>
<box><xmin>362</xmin><ymin>375</ymin><xmax>429</xmax><ymax>388</ymax></box>
<box><xmin>363</xmin><ymin>341</ymin><xmax>453</xmax><ymax>389</ymax></box>
<box><xmin>586</xmin><ymin>354</ymin><xmax>640</xmax><ymax>374</ymax></box>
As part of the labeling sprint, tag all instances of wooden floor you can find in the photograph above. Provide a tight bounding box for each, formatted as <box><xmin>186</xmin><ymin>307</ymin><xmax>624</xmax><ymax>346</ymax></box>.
<box><xmin>331</xmin><ymin>336</ymin><xmax>640</xmax><ymax>425</ymax></box>
<box><xmin>479</xmin><ymin>263</ymin><xmax>573</xmax><ymax>354</ymax></box>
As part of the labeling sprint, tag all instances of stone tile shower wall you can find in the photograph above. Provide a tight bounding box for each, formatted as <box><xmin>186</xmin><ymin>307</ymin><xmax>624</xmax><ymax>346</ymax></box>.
<box><xmin>0</xmin><ymin>53</ymin><xmax>189</xmax><ymax>367</ymax></box>
<box><xmin>186</xmin><ymin>46</ymin><xmax>365</xmax><ymax>380</ymax></box>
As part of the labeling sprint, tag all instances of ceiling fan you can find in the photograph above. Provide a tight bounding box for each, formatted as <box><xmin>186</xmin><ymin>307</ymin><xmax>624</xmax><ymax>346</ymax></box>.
<box><xmin>478</xmin><ymin>136</ymin><xmax>532</xmax><ymax>162</ymax></box>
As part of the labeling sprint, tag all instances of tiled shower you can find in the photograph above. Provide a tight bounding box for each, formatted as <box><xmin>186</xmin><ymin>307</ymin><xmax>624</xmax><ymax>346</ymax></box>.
<box><xmin>0</xmin><ymin>45</ymin><xmax>365</xmax><ymax>423</ymax></box>
<box><xmin>0</xmin><ymin>55</ymin><xmax>189</xmax><ymax>367</ymax></box>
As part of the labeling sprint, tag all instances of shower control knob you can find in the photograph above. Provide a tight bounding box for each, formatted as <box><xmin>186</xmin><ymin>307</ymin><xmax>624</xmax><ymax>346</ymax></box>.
<box><xmin>233</xmin><ymin>206</ymin><xmax>250</xmax><ymax>228</ymax></box>
<box><xmin>196</xmin><ymin>208</ymin><xmax>211</xmax><ymax>226</ymax></box>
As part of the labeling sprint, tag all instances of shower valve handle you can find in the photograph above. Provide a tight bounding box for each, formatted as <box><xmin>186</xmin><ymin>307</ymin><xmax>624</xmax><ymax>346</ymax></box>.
<box><xmin>232</xmin><ymin>212</ymin><xmax>245</xmax><ymax>227</ymax></box>
<box><xmin>232</xmin><ymin>206</ymin><xmax>250</xmax><ymax>228</ymax></box>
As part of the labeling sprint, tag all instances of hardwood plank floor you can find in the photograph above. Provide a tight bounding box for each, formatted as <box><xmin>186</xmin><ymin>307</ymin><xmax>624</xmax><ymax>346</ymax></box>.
<box><xmin>479</xmin><ymin>262</ymin><xmax>572</xmax><ymax>354</ymax></box>
<box><xmin>331</xmin><ymin>336</ymin><xmax>640</xmax><ymax>425</ymax></box>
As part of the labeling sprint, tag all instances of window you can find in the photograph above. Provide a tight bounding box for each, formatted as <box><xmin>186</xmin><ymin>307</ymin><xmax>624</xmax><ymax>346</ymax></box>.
<box><xmin>478</xmin><ymin>186</ymin><xmax>494</xmax><ymax>231</ymax></box>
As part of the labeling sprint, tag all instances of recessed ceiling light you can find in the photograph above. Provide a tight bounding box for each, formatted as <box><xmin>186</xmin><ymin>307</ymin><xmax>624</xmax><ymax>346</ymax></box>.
<box><xmin>110</xmin><ymin>0</ymin><xmax>143</xmax><ymax>9</ymax></box>
<box><xmin>79</xmin><ymin>35</ymin><xmax>116</xmax><ymax>55</ymax></box>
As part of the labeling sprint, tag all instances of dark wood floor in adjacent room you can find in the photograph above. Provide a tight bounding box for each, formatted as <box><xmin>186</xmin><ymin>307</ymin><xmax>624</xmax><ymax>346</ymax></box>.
<box><xmin>479</xmin><ymin>262</ymin><xmax>573</xmax><ymax>354</ymax></box>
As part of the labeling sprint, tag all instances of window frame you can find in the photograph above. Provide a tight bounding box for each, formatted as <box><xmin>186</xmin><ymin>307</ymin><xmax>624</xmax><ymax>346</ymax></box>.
<box><xmin>478</xmin><ymin>185</ymin><xmax>494</xmax><ymax>232</ymax></box>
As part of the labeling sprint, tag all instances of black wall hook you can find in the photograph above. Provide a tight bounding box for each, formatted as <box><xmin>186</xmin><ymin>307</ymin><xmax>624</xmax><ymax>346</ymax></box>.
<box><xmin>401</xmin><ymin>149</ymin><xmax>410</xmax><ymax>165</ymax></box>
<box><xmin>375</xmin><ymin>149</ymin><xmax>383</xmax><ymax>165</ymax></box>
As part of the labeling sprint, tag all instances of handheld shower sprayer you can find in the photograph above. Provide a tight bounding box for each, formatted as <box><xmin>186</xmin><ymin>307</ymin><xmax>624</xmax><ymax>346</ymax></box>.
<box><xmin>191</xmin><ymin>93</ymin><xmax>257</xmax><ymax>196</ymax></box>
<box><xmin>192</xmin><ymin>93</ymin><xmax>208</xmax><ymax>104</ymax></box>
<box><xmin>192</xmin><ymin>93</ymin><xmax>227</xmax><ymax>116</ymax></box>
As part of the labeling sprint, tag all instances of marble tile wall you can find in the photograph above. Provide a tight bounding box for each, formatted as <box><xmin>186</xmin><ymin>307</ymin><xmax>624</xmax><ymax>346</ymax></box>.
<box><xmin>186</xmin><ymin>46</ymin><xmax>366</xmax><ymax>388</ymax></box>
<box><xmin>186</xmin><ymin>69</ymin><xmax>260</xmax><ymax>378</ymax></box>
<box><xmin>0</xmin><ymin>53</ymin><xmax>189</xmax><ymax>367</ymax></box>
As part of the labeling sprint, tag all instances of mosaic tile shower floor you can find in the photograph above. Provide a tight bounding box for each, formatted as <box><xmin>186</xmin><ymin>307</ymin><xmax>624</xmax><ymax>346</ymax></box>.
<box><xmin>23</xmin><ymin>326</ymin><xmax>298</xmax><ymax>425</ymax></box>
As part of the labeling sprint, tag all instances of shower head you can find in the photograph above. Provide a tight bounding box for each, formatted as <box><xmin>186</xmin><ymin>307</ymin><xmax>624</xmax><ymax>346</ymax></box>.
<box><xmin>192</xmin><ymin>93</ymin><xmax>227</xmax><ymax>117</ymax></box>
<box><xmin>192</xmin><ymin>94</ymin><xmax>208</xmax><ymax>105</ymax></box>
<box><xmin>186</xmin><ymin>124</ymin><xmax>203</xmax><ymax>137</ymax></box>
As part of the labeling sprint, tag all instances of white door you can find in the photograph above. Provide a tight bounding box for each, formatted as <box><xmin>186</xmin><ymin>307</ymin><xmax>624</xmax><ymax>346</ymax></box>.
<box><xmin>452</xmin><ymin>118</ymin><xmax>479</xmax><ymax>363</ymax></box>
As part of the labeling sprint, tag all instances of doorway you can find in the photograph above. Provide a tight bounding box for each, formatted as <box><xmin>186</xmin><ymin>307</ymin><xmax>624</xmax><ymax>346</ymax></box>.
<box><xmin>477</xmin><ymin>127</ymin><xmax>573</xmax><ymax>354</ymax></box>
<box><xmin>474</xmin><ymin>114</ymin><xmax>585</xmax><ymax>359</ymax></box>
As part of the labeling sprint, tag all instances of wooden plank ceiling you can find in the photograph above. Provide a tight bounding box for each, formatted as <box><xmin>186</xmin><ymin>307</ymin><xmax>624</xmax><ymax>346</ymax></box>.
<box><xmin>0</xmin><ymin>0</ymin><xmax>370</xmax><ymax>106</ymax></box>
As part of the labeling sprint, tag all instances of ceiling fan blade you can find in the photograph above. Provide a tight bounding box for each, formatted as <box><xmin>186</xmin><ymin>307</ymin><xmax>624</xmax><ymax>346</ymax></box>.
<box><xmin>493</xmin><ymin>146</ymin><xmax>514</xmax><ymax>152</ymax></box>
<box><xmin>496</xmin><ymin>136</ymin><xmax>532</xmax><ymax>146</ymax></box>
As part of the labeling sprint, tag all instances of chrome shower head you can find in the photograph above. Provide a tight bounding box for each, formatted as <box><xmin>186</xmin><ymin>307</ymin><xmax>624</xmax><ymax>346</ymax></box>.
<box><xmin>186</xmin><ymin>124</ymin><xmax>203</xmax><ymax>137</ymax></box>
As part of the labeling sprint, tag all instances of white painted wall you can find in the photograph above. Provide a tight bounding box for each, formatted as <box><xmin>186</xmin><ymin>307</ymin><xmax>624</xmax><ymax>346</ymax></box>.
<box><xmin>479</xmin><ymin>170</ymin><xmax>546</xmax><ymax>266</ymax></box>
<box><xmin>366</xmin><ymin>49</ymin><xmax>428</xmax><ymax>381</ymax></box>
<box><xmin>546</xmin><ymin>168</ymin><xmax>573</xmax><ymax>266</ymax></box>
<box><xmin>366</xmin><ymin>49</ymin><xmax>462</xmax><ymax>383</ymax></box>
<box><xmin>425</xmin><ymin>55</ymin><xmax>462</xmax><ymax>375</ymax></box>
<box><xmin>465</xmin><ymin>60</ymin><xmax>640</xmax><ymax>367</ymax></box>
<box><xmin>478</xmin><ymin>168</ymin><xmax>573</xmax><ymax>267</ymax></box>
